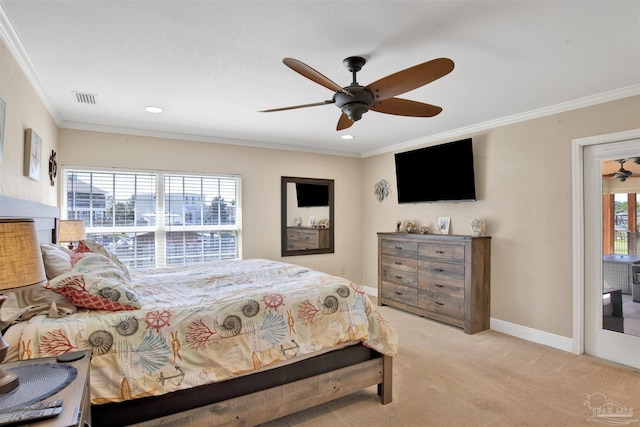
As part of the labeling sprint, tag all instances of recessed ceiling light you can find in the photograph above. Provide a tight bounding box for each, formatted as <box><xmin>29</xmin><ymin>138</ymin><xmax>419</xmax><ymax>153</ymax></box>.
<box><xmin>144</xmin><ymin>106</ymin><xmax>163</xmax><ymax>113</ymax></box>
<box><xmin>341</xmin><ymin>134</ymin><xmax>354</xmax><ymax>140</ymax></box>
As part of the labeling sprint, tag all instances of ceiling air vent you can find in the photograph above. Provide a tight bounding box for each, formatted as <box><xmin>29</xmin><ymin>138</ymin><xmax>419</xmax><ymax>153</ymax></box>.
<box><xmin>73</xmin><ymin>91</ymin><xmax>97</xmax><ymax>105</ymax></box>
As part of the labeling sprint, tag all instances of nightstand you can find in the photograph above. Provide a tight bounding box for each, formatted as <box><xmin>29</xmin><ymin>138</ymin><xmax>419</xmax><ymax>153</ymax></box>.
<box><xmin>1</xmin><ymin>351</ymin><xmax>91</xmax><ymax>427</ymax></box>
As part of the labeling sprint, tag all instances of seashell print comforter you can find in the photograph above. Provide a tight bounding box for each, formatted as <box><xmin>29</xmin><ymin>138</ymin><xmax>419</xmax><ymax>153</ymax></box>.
<box><xmin>11</xmin><ymin>259</ymin><xmax>398</xmax><ymax>404</ymax></box>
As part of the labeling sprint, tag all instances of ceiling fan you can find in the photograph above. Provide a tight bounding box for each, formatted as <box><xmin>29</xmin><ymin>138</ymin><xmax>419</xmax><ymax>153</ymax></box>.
<box><xmin>260</xmin><ymin>56</ymin><xmax>455</xmax><ymax>131</ymax></box>
<box><xmin>603</xmin><ymin>158</ymin><xmax>640</xmax><ymax>182</ymax></box>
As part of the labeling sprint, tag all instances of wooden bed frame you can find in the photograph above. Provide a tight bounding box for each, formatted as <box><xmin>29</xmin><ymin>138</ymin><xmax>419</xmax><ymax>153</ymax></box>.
<box><xmin>0</xmin><ymin>195</ymin><xmax>392</xmax><ymax>426</ymax></box>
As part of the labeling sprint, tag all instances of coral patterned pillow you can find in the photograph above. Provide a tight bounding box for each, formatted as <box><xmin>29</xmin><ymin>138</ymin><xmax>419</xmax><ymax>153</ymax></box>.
<box><xmin>46</xmin><ymin>254</ymin><xmax>140</xmax><ymax>311</ymax></box>
<box><xmin>74</xmin><ymin>240</ymin><xmax>130</xmax><ymax>278</ymax></box>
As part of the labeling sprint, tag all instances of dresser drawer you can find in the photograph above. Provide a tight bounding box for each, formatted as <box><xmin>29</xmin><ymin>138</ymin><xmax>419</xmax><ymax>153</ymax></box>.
<box><xmin>381</xmin><ymin>255</ymin><xmax>418</xmax><ymax>274</ymax></box>
<box><xmin>381</xmin><ymin>239</ymin><xmax>418</xmax><ymax>258</ymax></box>
<box><xmin>382</xmin><ymin>267</ymin><xmax>418</xmax><ymax>287</ymax></box>
<box><xmin>418</xmin><ymin>243</ymin><xmax>465</xmax><ymax>263</ymax></box>
<box><xmin>287</xmin><ymin>227</ymin><xmax>329</xmax><ymax>250</ymax></box>
<box><xmin>419</xmin><ymin>260</ymin><xmax>465</xmax><ymax>281</ymax></box>
<box><xmin>418</xmin><ymin>290</ymin><xmax>464</xmax><ymax>319</ymax></box>
<box><xmin>381</xmin><ymin>281</ymin><xmax>418</xmax><ymax>306</ymax></box>
<box><xmin>287</xmin><ymin>228</ymin><xmax>317</xmax><ymax>239</ymax></box>
<box><xmin>418</xmin><ymin>275</ymin><xmax>464</xmax><ymax>299</ymax></box>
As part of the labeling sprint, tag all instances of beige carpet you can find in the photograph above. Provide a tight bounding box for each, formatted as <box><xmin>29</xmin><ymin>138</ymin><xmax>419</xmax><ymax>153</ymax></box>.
<box><xmin>258</xmin><ymin>299</ymin><xmax>640</xmax><ymax>427</ymax></box>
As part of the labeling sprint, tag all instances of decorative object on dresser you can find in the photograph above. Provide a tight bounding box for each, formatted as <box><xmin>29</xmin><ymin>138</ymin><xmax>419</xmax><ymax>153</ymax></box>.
<box><xmin>378</xmin><ymin>232</ymin><xmax>491</xmax><ymax>334</ymax></box>
<box><xmin>0</xmin><ymin>218</ymin><xmax>47</xmax><ymax>393</ymax></box>
<box><xmin>57</xmin><ymin>220</ymin><xmax>86</xmax><ymax>250</ymax></box>
<box><xmin>437</xmin><ymin>217</ymin><xmax>450</xmax><ymax>234</ymax></box>
<box><xmin>470</xmin><ymin>218</ymin><xmax>486</xmax><ymax>236</ymax></box>
<box><xmin>404</xmin><ymin>221</ymin><xmax>417</xmax><ymax>233</ymax></box>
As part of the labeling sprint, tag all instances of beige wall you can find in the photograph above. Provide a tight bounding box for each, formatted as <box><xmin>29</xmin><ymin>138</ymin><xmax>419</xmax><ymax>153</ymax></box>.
<box><xmin>0</xmin><ymin>40</ymin><xmax>58</xmax><ymax>205</ymax></box>
<box><xmin>3</xmin><ymin>34</ymin><xmax>640</xmax><ymax>341</ymax></box>
<box><xmin>361</xmin><ymin>95</ymin><xmax>640</xmax><ymax>338</ymax></box>
<box><xmin>57</xmin><ymin>129</ymin><xmax>362</xmax><ymax>281</ymax></box>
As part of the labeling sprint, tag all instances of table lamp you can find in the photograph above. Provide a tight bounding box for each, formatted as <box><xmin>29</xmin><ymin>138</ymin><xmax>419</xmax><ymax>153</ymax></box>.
<box><xmin>0</xmin><ymin>218</ymin><xmax>47</xmax><ymax>393</ymax></box>
<box><xmin>58</xmin><ymin>220</ymin><xmax>86</xmax><ymax>250</ymax></box>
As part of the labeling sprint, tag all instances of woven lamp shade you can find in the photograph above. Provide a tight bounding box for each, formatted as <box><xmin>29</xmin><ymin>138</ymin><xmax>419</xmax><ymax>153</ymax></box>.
<box><xmin>58</xmin><ymin>220</ymin><xmax>86</xmax><ymax>243</ymax></box>
<box><xmin>0</xmin><ymin>218</ymin><xmax>46</xmax><ymax>291</ymax></box>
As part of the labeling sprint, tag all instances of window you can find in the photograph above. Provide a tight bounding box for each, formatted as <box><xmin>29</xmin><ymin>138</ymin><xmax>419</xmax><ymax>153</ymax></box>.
<box><xmin>613</xmin><ymin>193</ymin><xmax>640</xmax><ymax>255</ymax></box>
<box><xmin>62</xmin><ymin>168</ymin><xmax>241</xmax><ymax>268</ymax></box>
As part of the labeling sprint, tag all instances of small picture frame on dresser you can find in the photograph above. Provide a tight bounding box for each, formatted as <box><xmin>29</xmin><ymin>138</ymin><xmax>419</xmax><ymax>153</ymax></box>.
<box><xmin>437</xmin><ymin>217</ymin><xmax>450</xmax><ymax>234</ymax></box>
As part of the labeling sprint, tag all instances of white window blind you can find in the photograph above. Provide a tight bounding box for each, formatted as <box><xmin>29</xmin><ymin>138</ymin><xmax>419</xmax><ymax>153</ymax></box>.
<box><xmin>62</xmin><ymin>168</ymin><xmax>241</xmax><ymax>268</ymax></box>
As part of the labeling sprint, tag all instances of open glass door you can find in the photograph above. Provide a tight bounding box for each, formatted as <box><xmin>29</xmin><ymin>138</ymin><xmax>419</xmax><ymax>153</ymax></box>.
<box><xmin>583</xmin><ymin>140</ymin><xmax>640</xmax><ymax>368</ymax></box>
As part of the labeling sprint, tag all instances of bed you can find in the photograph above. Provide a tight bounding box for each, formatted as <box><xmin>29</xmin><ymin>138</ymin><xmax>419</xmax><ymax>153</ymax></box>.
<box><xmin>0</xmin><ymin>196</ymin><xmax>396</xmax><ymax>426</ymax></box>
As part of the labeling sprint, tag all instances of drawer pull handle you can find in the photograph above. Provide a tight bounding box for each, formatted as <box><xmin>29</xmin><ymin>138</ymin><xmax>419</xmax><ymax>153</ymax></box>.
<box><xmin>435</xmin><ymin>301</ymin><xmax>444</xmax><ymax>306</ymax></box>
<box><xmin>395</xmin><ymin>275</ymin><xmax>403</xmax><ymax>279</ymax></box>
<box><xmin>394</xmin><ymin>291</ymin><xmax>403</xmax><ymax>295</ymax></box>
<box><xmin>394</xmin><ymin>262</ymin><xmax>403</xmax><ymax>265</ymax></box>
<box><xmin>395</xmin><ymin>246</ymin><xmax>403</xmax><ymax>250</ymax></box>
<box><xmin>435</xmin><ymin>284</ymin><xmax>444</xmax><ymax>288</ymax></box>
<box><xmin>435</xmin><ymin>268</ymin><xmax>444</xmax><ymax>272</ymax></box>
<box><xmin>435</xmin><ymin>250</ymin><xmax>445</xmax><ymax>254</ymax></box>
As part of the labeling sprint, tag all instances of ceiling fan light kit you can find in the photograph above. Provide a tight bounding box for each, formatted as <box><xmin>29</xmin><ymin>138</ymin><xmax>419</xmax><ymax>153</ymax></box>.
<box><xmin>261</xmin><ymin>55</ymin><xmax>454</xmax><ymax>131</ymax></box>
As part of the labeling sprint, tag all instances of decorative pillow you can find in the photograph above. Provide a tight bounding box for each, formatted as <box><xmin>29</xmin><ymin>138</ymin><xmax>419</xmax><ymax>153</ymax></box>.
<box><xmin>40</xmin><ymin>244</ymin><xmax>73</xmax><ymax>279</ymax></box>
<box><xmin>74</xmin><ymin>240</ymin><xmax>130</xmax><ymax>278</ymax></box>
<box><xmin>45</xmin><ymin>254</ymin><xmax>140</xmax><ymax>311</ymax></box>
<box><xmin>70</xmin><ymin>251</ymin><xmax>91</xmax><ymax>266</ymax></box>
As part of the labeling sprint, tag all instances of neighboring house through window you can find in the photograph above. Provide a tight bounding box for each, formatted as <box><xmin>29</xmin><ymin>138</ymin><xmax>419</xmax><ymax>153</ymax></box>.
<box><xmin>62</xmin><ymin>168</ymin><xmax>241</xmax><ymax>268</ymax></box>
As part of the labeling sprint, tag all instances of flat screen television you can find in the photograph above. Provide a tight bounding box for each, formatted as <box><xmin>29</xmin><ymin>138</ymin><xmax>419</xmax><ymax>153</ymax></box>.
<box><xmin>296</xmin><ymin>183</ymin><xmax>329</xmax><ymax>207</ymax></box>
<box><xmin>394</xmin><ymin>138</ymin><xmax>476</xmax><ymax>203</ymax></box>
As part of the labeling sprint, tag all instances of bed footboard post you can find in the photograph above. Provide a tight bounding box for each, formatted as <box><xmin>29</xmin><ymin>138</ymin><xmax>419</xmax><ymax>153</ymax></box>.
<box><xmin>378</xmin><ymin>354</ymin><xmax>392</xmax><ymax>404</ymax></box>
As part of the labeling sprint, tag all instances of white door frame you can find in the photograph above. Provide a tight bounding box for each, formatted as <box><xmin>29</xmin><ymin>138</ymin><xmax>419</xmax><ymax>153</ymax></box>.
<box><xmin>571</xmin><ymin>128</ymin><xmax>640</xmax><ymax>355</ymax></box>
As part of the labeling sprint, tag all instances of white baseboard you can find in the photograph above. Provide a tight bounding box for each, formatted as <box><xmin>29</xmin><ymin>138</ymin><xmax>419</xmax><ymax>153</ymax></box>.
<box><xmin>490</xmin><ymin>318</ymin><xmax>574</xmax><ymax>353</ymax></box>
<box><xmin>363</xmin><ymin>285</ymin><xmax>377</xmax><ymax>297</ymax></box>
<box><xmin>364</xmin><ymin>284</ymin><xmax>573</xmax><ymax>353</ymax></box>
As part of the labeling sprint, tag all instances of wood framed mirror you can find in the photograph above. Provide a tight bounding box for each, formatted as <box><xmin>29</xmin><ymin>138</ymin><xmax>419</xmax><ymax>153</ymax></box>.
<box><xmin>281</xmin><ymin>176</ymin><xmax>334</xmax><ymax>256</ymax></box>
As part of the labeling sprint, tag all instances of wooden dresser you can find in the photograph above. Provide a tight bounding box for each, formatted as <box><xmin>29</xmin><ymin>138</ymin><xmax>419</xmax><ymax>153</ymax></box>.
<box><xmin>378</xmin><ymin>232</ymin><xmax>491</xmax><ymax>334</ymax></box>
<box><xmin>287</xmin><ymin>227</ymin><xmax>330</xmax><ymax>250</ymax></box>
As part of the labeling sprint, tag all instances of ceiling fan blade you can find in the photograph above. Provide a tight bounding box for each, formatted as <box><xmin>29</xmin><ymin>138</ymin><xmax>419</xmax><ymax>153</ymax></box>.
<box><xmin>365</xmin><ymin>58</ymin><xmax>454</xmax><ymax>101</ymax></box>
<box><xmin>283</xmin><ymin>58</ymin><xmax>352</xmax><ymax>96</ymax></box>
<box><xmin>260</xmin><ymin>100</ymin><xmax>334</xmax><ymax>113</ymax></box>
<box><xmin>371</xmin><ymin>98</ymin><xmax>443</xmax><ymax>117</ymax></box>
<box><xmin>337</xmin><ymin>113</ymin><xmax>354</xmax><ymax>131</ymax></box>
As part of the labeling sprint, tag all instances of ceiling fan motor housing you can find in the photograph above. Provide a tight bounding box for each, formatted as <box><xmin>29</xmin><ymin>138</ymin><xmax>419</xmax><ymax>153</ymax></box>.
<box><xmin>333</xmin><ymin>85</ymin><xmax>375</xmax><ymax>121</ymax></box>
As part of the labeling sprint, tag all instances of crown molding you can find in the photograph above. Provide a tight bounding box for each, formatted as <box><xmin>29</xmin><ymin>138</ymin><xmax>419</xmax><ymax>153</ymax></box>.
<box><xmin>0</xmin><ymin>4</ymin><xmax>62</xmax><ymax>124</ymax></box>
<box><xmin>361</xmin><ymin>85</ymin><xmax>640</xmax><ymax>158</ymax></box>
<box><xmin>60</xmin><ymin>121</ymin><xmax>361</xmax><ymax>158</ymax></box>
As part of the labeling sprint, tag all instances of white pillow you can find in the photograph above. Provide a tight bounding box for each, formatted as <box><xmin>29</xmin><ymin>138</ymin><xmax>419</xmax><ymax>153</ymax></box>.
<box><xmin>40</xmin><ymin>244</ymin><xmax>73</xmax><ymax>279</ymax></box>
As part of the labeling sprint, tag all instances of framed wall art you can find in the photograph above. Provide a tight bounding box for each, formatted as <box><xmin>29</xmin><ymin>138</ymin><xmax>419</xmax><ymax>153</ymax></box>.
<box><xmin>0</xmin><ymin>97</ymin><xmax>5</xmax><ymax>164</ymax></box>
<box><xmin>24</xmin><ymin>128</ymin><xmax>42</xmax><ymax>181</ymax></box>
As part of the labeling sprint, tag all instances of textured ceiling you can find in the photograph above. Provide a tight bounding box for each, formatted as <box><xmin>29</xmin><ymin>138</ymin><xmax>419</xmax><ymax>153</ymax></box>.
<box><xmin>0</xmin><ymin>1</ymin><xmax>638</xmax><ymax>157</ymax></box>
